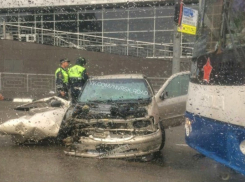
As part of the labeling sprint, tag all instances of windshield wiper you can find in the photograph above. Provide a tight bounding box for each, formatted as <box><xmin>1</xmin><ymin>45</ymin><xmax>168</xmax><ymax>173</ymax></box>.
<box><xmin>86</xmin><ymin>99</ymin><xmax>105</xmax><ymax>103</ymax></box>
<box><xmin>84</xmin><ymin>97</ymin><xmax>151</xmax><ymax>104</ymax></box>
<box><xmin>116</xmin><ymin>97</ymin><xmax>152</xmax><ymax>103</ymax></box>
<box><xmin>86</xmin><ymin>99</ymin><xmax>115</xmax><ymax>103</ymax></box>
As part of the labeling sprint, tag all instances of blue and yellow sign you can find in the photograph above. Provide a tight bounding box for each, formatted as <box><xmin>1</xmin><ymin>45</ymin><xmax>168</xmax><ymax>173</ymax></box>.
<box><xmin>178</xmin><ymin>7</ymin><xmax>198</xmax><ymax>35</ymax></box>
<box><xmin>178</xmin><ymin>24</ymin><xmax>197</xmax><ymax>35</ymax></box>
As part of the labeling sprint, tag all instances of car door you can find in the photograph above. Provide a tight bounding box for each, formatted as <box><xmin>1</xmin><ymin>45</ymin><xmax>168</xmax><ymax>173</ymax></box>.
<box><xmin>155</xmin><ymin>72</ymin><xmax>190</xmax><ymax>123</ymax></box>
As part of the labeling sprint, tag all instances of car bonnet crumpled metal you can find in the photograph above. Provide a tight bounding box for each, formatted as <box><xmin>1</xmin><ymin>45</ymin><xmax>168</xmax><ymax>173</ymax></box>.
<box><xmin>0</xmin><ymin>96</ymin><xmax>70</xmax><ymax>143</ymax></box>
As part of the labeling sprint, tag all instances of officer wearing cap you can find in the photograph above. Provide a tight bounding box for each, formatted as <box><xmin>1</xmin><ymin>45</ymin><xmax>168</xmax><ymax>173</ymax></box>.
<box><xmin>55</xmin><ymin>58</ymin><xmax>70</xmax><ymax>100</ymax></box>
<box><xmin>68</xmin><ymin>57</ymin><xmax>89</xmax><ymax>103</ymax></box>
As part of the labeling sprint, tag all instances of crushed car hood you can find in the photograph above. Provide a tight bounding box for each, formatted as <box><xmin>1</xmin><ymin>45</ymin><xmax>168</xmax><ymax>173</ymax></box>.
<box><xmin>0</xmin><ymin>96</ymin><xmax>70</xmax><ymax>143</ymax></box>
<box><xmin>72</xmin><ymin>97</ymin><xmax>159</xmax><ymax>122</ymax></box>
<box><xmin>62</xmin><ymin>97</ymin><xmax>161</xmax><ymax>158</ymax></box>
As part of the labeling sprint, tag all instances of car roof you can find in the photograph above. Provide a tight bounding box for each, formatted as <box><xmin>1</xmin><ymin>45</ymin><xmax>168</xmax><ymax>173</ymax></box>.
<box><xmin>90</xmin><ymin>74</ymin><xmax>146</xmax><ymax>80</ymax></box>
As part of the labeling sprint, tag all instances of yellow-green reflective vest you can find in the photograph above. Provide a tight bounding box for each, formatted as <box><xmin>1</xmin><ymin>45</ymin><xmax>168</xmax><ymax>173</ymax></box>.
<box><xmin>68</xmin><ymin>65</ymin><xmax>85</xmax><ymax>79</ymax></box>
<box><xmin>55</xmin><ymin>68</ymin><xmax>69</xmax><ymax>84</ymax></box>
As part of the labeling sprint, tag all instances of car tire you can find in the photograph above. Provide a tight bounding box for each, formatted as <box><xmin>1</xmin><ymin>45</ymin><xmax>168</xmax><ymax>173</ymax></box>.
<box><xmin>159</xmin><ymin>122</ymin><xmax>165</xmax><ymax>151</ymax></box>
<box><xmin>152</xmin><ymin>122</ymin><xmax>165</xmax><ymax>160</ymax></box>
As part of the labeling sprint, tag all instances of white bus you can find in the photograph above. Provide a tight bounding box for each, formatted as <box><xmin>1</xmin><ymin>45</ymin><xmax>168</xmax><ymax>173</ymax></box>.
<box><xmin>185</xmin><ymin>0</ymin><xmax>245</xmax><ymax>177</ymax></box>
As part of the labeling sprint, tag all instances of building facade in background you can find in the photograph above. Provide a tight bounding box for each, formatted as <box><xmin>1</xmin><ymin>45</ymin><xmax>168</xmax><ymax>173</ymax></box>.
<box><xmin>0</xmin><ymin>0</ymin><xmax>197</xmax><ymax>57</ymax></box>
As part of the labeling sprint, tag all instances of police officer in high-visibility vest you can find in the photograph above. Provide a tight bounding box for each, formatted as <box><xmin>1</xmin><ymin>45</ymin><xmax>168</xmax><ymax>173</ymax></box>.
<box><xmin>55</xmin><ymin>58</ymin><xmax>70</xmax><ymax>100</ymax></box>
<box><xmin>68</xmin><ymin>57</ymin><xmax>88</xmax><ymax>103</ymax></box>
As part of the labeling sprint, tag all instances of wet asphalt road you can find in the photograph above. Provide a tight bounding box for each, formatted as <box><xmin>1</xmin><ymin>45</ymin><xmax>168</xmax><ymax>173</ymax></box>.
<box><xmin>0</xmin><ymin>101</ymin><xmax>245</xmax><ymax>182</ymax></box>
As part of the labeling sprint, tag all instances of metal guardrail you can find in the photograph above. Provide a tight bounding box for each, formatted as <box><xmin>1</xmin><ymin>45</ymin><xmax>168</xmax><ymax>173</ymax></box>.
<box><xmin>0</xmin><ymin>72</ymin><xmax>167</xmax><ymax>94</ymax></box>
<box><xmin>0</xmin><ymin>72</ymin><xmax>56</xmax><ymax>93</ymax></box>
<box><xmin>1</xmin><ymin>23</ymin><xmax>194</xmax><ymax>58</ymax></box>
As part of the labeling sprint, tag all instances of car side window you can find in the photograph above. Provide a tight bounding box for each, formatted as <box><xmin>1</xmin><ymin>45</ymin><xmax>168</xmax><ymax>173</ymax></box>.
<box><xmin>164</xmin><ymin>76</ymin><xmax>180</xmax><ymax>98</ymax></box>
<box><xmin>179</xmin><ymin>74</ymin><xmax>190</xmax><ymax>96</ymax></box>
<box><xmin>163</xmin><ymin>74</ymin><xmax>190</xmax><ymax>98</ymax></box>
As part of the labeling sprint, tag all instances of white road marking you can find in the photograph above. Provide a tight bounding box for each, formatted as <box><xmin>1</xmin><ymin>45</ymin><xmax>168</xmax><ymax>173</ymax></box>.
<box><xmin>175</xmin><ymin>144</ymin><xmax>188</xmax><ymax>147</ymax></box>
<box><xmin>13</xmin><ymin>98</ymin><xmax>33</xmax><ymax>103</ymax></box>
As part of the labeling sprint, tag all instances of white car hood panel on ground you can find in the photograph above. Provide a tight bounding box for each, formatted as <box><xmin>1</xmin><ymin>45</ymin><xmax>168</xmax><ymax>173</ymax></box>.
<box><xmin>0</xmin><ymin>97</ymin><xmax>69</xmax><ymax>143</ymax></box>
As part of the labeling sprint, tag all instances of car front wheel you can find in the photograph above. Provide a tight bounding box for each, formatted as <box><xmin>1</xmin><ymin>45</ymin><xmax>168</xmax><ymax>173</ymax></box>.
<box><xmin>159</xmin><ymin>122</ymin><xmax>165</xmax><ymax>151</ymax></box>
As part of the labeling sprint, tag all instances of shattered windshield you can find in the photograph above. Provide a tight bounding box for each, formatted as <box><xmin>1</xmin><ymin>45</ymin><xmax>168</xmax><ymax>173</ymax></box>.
<box><xmin>78</xmin><ymin>79</ymin><xmax>151</xmax><ymax>102</ymax></box>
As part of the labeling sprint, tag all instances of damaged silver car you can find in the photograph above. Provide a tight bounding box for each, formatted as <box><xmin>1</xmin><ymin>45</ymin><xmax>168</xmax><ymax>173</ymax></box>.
<box><xmin>0</xmin><ymin>74</ymin><xmax>165</xmax><ymax>159</ymax></box>
<box><xmin>62</xmin><ymin>74</ymin><xmax>165</xmax><ymax>159</ymax></box>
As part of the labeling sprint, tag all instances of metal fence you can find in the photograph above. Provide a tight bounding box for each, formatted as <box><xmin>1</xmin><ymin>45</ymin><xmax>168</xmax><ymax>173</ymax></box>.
<box><xmin>1</xmin><ymin>23</ymin><xmax>194</xmax><ymax>59</ymax></box>
<box><xmin>0</xmin><ymin>72</ymin><xmax>167</xmax><ymax>96</ymax></box>
<box><xmin>0</xmin><ymin>72</ymin><xmax>56</xmax><ymax>93</ymax></box>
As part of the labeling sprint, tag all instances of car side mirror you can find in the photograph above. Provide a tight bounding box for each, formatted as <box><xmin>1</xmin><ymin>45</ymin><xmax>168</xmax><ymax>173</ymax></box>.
<box><xmin>160</xmin><ymin>91</ymin><xmax>168</xmax><ymax>100</ymax></box>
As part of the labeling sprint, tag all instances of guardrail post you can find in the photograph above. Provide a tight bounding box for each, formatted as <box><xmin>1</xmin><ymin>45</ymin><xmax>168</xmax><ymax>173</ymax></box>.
<box><xmin>41</xmin><ymin>16</ymin><xmax>43</xmax><ymax>44</ymax></box>
<box><xmin>110</xmin><ymin>38</ymin><xmax>112</xmax><ymax>53</ymax></box>
<box><xmin>153</xmin><ymin>44</ymin><xmax>155</xmax><ymax>58</ymax></box>
<box><xmin>54</xmin><ymin>12</ymin><xmax>56</xmax><ymax>46</ymax></box>
<box><xmin>3</xmin><ymin>21</ymin><xmax>6</xmax><ymax>39</ymax></box>
<box><xmin>27</xmin><ymin>74</ymin><xmax>29</xmax><ymax>92</ymax></box>
<box><xmin>153</xmin><ymin>6</ymin><xmax>156</xmax><ymax>58</ymax></box>
<box><xmin>127</xmin><ymin>10</ymin><xmax>129</xmax><ymax>56</ymax></box>
<box><xmin>18</xmin><ymin>17</ymin><xmax>21</xmax><ymax>41</ymax></box>
<box><xmin>54</xmin><ymin>76</ymin><xmax>56</xmax><ymax>93</ymax></box>
<box><xmin>164</xmin><ymin>45</ymin><xmax>167</xmax><ymax>57</ymax></box>
<box><xmin>137</xmin><ymin>41</ymin><xmax>139</xmax><ymax>57</ymax></box>
<box><xmin>0</xmin><ymin>72</ymin><xmax>2</xmax><ymax>91</ymax></box>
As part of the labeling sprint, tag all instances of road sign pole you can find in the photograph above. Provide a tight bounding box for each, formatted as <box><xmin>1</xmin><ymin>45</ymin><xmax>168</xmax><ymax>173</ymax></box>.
<box><xmin>172</xmin><ymin>0</ymin><xmax>183</xmax><ymax>74</ymax></box>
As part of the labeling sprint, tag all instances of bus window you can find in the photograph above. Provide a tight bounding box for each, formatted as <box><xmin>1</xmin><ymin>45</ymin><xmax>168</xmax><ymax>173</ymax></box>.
<box><xmin>225</xmin><ymin>0</ymin><xmax>245</xmax><ymax>49</ymax></box>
